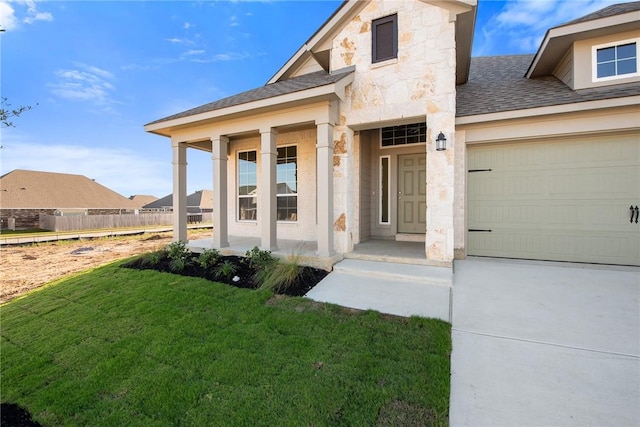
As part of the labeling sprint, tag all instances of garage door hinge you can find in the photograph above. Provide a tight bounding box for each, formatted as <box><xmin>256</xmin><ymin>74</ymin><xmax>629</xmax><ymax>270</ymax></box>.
<box><xmin>468</xmin><ymin>169</ymin><xmax>492</xmax><ymax>173</ymax></box>
<box><xmin>468</xmin><ymin>229</ymin><xmax>492</xmax><ymax>232</ymax></box>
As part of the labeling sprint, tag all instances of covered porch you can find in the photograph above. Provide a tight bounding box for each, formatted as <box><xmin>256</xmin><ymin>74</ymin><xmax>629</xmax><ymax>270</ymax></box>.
<box><xmin>187</xmin><ymin>235</ymin><xmax>431</xmax><ymax>271</ymax></box>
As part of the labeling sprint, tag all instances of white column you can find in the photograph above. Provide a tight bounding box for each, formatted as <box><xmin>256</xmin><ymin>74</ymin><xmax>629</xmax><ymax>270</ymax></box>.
<box><xmin>259</xmin><ymin>128</ymin><xmax>278</xmax><ymax>251</ymax></box>
<box><xmin>316</xmin><ymin>122</ymin><xmax>334</xmax><ymax>257</ymax></box>
<box><xmin>171</xmin><ymin>140</ymin><xmax>187</xmax><ymax>242</ymax></box>
<box><xmin>212</xmin><ymin>136</ymin><xmax>229</xmax><ymax>248</ymax></box>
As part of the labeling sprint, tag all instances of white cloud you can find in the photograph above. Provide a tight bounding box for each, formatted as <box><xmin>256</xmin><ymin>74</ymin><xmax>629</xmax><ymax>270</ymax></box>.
<box><xmin>183</xmin><ymin>49</ymin><xmax>205</xmax><ymax>57</ymax></box>
<box><xmin>48</xmin><ymin>63</ymin><xmax>118</xmax><ymax>111</ymax></box>
<box><xmin>0</xmin><ymin>2</ymin><xmax>18</xmax><ymax>31</ymax></box>
<box><xmin>0</xmin><ymin>141</ymin><xmax>174</xmax><ymax>197</ymax></box>
<box><xmin>2</xmin><ymin>0</ymin><xmax>53</xmax><ymax>29</ymax></box>
<box><xmin>474</xmin><ymin>0</ymin><xmax>622</xmax><ymax>56</ymax></box>
<box><xmin>166</xmin><ymin>37</ymin><xmax>193</xmax><ymax>44</ymax></box>
<box><xmin>229</xmin><ymin>15</ymin><xmax>239</xmax><ymax>27</ymax></box>
<box><xmin>183</xmin><ymin>22</ymin><xmax>192</xmax><ymax>29</ymax></box>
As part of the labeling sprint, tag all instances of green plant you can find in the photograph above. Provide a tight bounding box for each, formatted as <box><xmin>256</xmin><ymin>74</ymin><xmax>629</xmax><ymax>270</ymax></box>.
<box><xmin>165</xmin><ymin>241</ymin><xmax>190</xmax><ymax>261</ymax></box>
<box><xmin>215</xmin><ymin>260</ymin><xmax>237</xmax><ymax>280</ymax></box>
<box><xmin>197</xmin><ymin>248</ymin><xmax>222</xmax><ymax>269</ymax></box>
<box><xmin>258</xmin><ymin>255</ymin><xmax>304</xmax><ymax>293</ymax></box>
<box><xmin>138</xmin><ymin>250</ymin><xmax>163</xmax><ymax>268</ymax></box>
<box><xmin>169</xmin><ymin>256</ymin><xmax>189</xmax><ymax>273</ymax></box>
<box><xmin>244</xmin><ymin>246</ymin><xmax>276</xmax><ymax>270</ymax></box>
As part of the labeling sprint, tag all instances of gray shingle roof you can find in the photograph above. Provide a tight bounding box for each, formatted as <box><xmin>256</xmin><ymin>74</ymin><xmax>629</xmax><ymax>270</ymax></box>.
<box><xmin>559</xmin><ymin>1</ymin><xmax>640</xmax><ymax>27</ymax></box>
<box><xmin>146</xmin><ymin>70</ymin><xmax>353</xmax><ymax>126</ymax></box>
<box><xmin>143</xmin><ymin>190</ymin><xmax>213</xmax><ymax>211</ymax></box>
<box><xmin>456</xmin><ymin>55</ymin><xmax>640</xmax><ymax>117</ymax></box>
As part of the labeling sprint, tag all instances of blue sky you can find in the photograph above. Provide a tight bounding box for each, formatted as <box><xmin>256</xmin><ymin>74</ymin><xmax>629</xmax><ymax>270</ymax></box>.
<box><xmin>0</xmin><ymin>0</ymin><xmax>623</xmax><ymax>198</ymax></box>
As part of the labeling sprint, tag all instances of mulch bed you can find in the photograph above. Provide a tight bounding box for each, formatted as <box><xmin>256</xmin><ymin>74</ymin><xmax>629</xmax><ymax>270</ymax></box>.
<box><xmin>1</xmin><ymin>403</ymin><xmax>42</xmax><ymax>427</ymax></box>
<box><xmin>122</xmin><ymin>253</ymin><xmax>329</xmax><ymax>297</ymax></box>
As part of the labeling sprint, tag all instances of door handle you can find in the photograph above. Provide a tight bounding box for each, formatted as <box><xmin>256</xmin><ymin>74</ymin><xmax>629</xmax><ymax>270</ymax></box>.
<box><xmin>635</xmin><ymin>206</ymin><xmax>639</xmax><ymax>224</ymax></box>
<box><xmin>632</xmin><ymin>205</ymin><xmax>639</xmax><ymax>224</ymax></box>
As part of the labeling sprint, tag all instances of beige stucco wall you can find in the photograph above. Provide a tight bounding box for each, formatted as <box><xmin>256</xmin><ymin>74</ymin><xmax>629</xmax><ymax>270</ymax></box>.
<box><xmin>226</xmin><ymin>129</ymin><xmax>318</xmax><ymax>242</ymax></box>
<box><xmin>573</xmin><ymin>29</ymin><xmax>640</xmax><ymax>90</ymax></box>
<box><xmin>330</xmin><ymin>0</ymin><xmax>458</xmax><ymax>260</ymax></box>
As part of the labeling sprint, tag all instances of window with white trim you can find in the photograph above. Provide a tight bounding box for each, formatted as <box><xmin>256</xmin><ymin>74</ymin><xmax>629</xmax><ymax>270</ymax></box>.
<box><xmin>238</xmin><ymin>150</ymin><xmax>257</xmax><ymax>221</ymax></box>
<box><xmin>593</xmin><ymin>39</ymin><xmax>639</xmax><ymax>81</ymax></box>
<box><xmin>276</xmin><ymin>146</ymin><xmax>297</xmax><ymax>221</ymax></box>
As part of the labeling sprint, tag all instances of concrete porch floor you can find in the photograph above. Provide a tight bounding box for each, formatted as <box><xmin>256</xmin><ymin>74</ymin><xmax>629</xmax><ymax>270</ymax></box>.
<box><xmin>188</xmin><ymin>236</ymin><xmax>438</xmax><ymax>270</ymax></box>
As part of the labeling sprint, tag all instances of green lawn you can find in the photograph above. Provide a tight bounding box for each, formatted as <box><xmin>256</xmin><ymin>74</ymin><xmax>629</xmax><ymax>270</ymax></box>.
<box><xmin>1</xmin><ymin>263</ymin><xmax>451</xmax><ymax>426</ymax></box>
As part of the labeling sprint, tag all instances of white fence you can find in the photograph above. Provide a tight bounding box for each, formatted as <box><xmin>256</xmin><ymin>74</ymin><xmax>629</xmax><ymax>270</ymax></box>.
<box><xmin>39</xmin><ymin>213</ymin><xmax>212</xmax><ymax>232</ymax></box>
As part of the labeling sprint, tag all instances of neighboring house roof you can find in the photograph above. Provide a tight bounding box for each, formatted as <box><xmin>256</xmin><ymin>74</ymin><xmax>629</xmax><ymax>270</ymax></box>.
<box><xmin>143</xmin><ymin>190</ymin><xmax>213</xmax><ymax>210</ymax></box>
<box><xmin>456</xmin><ymin>55</ymin><xmax>640</xmax><ymax>117</ymax></box>
<box><xmin>146</xmin><ymin>70</ymin><xmax>354</xmax><ymax>127</ymax></box>
<box><xmin>0</xmin><ymin>169</ymin><xmax>138</xmax><ymax>210</ymax></box>
<box><xmin>129</xmin><ymin>195</ymin><xmax>158</xmax><ymax>208</ymax></box>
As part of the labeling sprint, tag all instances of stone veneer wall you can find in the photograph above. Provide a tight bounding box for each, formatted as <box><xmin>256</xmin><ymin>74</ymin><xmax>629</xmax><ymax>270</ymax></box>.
<box><xmin>329</xmin><ymin>0</ymin><xmax>457</xmax><ymax>261</ymax></box>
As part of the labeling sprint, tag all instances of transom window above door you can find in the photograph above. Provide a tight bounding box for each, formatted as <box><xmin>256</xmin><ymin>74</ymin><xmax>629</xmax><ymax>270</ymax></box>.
<box><xmin>381</xmin><ymin>122</ymin><xmax>426</xmax><ymax>147</ymax></box>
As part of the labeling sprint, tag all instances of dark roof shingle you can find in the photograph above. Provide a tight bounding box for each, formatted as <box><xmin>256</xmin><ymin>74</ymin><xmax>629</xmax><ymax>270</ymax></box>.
<box><xmin>456</xmin><ymin>55</ymin><xmax>640</xmax><ymax>117</ymax></box>
<box><xmin>559</xmin><ymin>1</ymin><xmax>640</xmax><ymax>27</ymax></box>
<box><xmin>146</xmin><ymin>70</ymin><xmax>353</xmax><ymax>126</ymax></box>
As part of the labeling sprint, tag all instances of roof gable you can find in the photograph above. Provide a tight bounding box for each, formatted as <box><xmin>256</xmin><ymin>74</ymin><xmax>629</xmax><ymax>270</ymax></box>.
<box><xmin>268</xmin><ymin>0</ymin><xmax>477</xmax><ymax>85</ymax></box>
<box><xmin>527</xmin><ymin>1</ymin><xmax>640</xmax><ymax>78</ymax></box>
<box><xmin>0</xmin><ymin>170</ymin><xmax>137</xmax><ymax>210</ymax></box>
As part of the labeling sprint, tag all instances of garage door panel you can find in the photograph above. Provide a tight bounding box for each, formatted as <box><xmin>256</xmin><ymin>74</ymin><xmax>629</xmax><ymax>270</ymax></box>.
<box><xmin>467</xmin><ymin>134</ymin><xmax>640</xmax><ymax>266</ymax></box>
<box><xmin>468</xmin><ymin>230</ymin><xmax>638</xmax><ymax>264</ymax></box>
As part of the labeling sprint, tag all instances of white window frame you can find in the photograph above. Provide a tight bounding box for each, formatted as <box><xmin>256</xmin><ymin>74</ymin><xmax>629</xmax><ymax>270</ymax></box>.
<box><xmin>592</xmin><ymin>38</ymin><xmax>640</xmax><ymax>82</ymax></box>
<box><xmin>237</xmin><ymin>149</ymin><xmax>258</xmax><ymax>222</ymax></box>
<box><xmin>276</xmin><ymin>144</ymin><xmax>298</xmax><ymax>223</ymax></box>
<box><xmin>379</xmin><ymin>155</ymin><xmax>391</xmax><ymax>225</ymax></box>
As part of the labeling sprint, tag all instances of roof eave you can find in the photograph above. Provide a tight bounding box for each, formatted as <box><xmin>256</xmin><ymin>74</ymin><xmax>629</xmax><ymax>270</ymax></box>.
<box><xmin>526</xmin><ymin>11</ymin><xmax>640</xmax><ymax>79</ymax></box>
<box><xmin>456</xmin><ymin>94</ymin><xmax>640</xmax><ymax>125</ymax></box>
<box><xmin>144</xmin><ymin>72</ymin><xmax>355</xmax><ymax>137</ymax></box>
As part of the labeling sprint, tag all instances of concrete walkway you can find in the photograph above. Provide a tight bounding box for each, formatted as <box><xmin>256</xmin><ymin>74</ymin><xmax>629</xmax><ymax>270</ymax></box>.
<box><xmin>305</xmin><ymin>259</ymin><xmax>452</xmax><ymax>321</ymax></box>
<box><xmin>450</xmin><ymin>259</ymin><xmax>640</xmax><ymax>426</ymax></box>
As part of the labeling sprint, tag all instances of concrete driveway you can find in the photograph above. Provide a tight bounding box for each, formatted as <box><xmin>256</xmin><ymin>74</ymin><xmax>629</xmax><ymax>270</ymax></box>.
<box><xmin>449</xmin><ymin>259</ymin><xmax>640</xmax><ymax>426</ymax></box>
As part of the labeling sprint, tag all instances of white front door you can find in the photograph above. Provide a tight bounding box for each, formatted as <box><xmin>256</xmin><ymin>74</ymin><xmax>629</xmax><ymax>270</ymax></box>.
<box><xmin>398</xmin><ymin>154</ymin><xmax>426</xmax><ymax>234</ymax></box>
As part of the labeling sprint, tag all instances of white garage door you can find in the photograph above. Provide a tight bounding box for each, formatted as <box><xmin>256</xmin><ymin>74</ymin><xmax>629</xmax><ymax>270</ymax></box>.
<box><xmin>467</xmin><ymin>134</ymin><xmax>640</xmax><ymax>266</ymax></box>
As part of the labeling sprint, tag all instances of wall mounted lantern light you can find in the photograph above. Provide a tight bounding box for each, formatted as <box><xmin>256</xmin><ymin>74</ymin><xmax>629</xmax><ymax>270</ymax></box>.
<box><xmin>435</xmin><ymin>131</ymin><xmax>447</xmax><ymax>151</ymax></box>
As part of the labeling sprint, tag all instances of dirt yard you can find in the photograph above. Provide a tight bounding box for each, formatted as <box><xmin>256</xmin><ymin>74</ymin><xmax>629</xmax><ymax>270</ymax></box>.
<box><xmin>0</xmin><ymin>230</ymin><xmax>213</xmax><ymax>304</ymax></box>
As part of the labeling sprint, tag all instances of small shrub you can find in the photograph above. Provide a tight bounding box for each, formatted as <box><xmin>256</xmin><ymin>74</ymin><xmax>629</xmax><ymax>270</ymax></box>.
<box><xmin>258</xmin><ymin>255</ymin><xmax>304</xmax><ymax>293</ymax></box>
<box><xmin>197</xmin><ymin>248</ymin><xmax>222</xmax><ymax>269</ymax></box>
<box><xmin>138</xmin><ymin>250</ymin><xmax>163</xmax><ymax>268</ymax></box>
<box><xmin>215</xmin><ymin>260</ymin><xmax>237</xmax><ymax>280</ymax></box>
<box><xmin>169</xmin><ymin>256</ymin><xmax>190</xmax><ymax>273</ymax></box>
<box><xmin>244</xmin><ymin>246</ymin><xmax>276</xmax><ymax>270</ymax></box>
<box><xmin>166</xmin><ymin>241</ymin><xmax>190</xmax><ymax>261</ymax></box>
